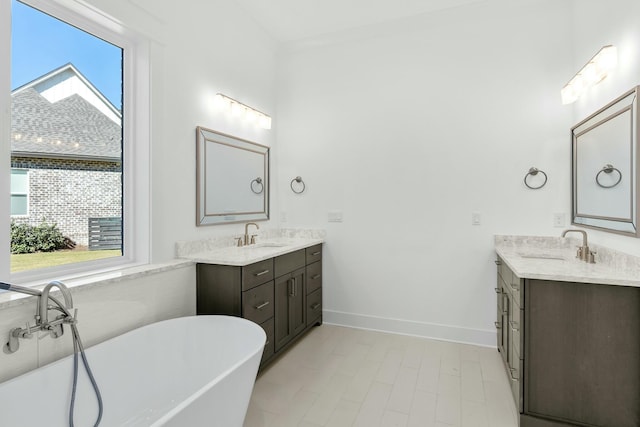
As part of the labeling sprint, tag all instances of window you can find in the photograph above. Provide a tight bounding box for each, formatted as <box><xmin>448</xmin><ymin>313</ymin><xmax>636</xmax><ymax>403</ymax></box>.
<box><xmin>2</xmin><ymin>0</ymin><xmax>150</xmax><ymax>280</ymax></box>
<box><xmin>10</xmin><ymin>169</ymin><xmax>28</xmax><ymax>216</ymax></box>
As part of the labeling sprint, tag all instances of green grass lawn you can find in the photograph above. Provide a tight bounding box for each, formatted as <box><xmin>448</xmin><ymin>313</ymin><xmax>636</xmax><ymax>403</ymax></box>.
<box><xmin>10</xmin><ymin>249</ymin><xmax>121</xmax><ymax>273</ymax></box>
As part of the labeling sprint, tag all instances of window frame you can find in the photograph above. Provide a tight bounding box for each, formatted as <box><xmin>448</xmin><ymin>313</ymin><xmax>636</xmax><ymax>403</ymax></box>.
<box><xmin>1</xmin><ymin>0</ymin><xmax>150</xmax><ymax>283</ymax></box>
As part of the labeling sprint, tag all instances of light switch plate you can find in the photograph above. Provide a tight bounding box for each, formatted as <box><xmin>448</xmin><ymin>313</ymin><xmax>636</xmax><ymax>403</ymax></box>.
<box><xmin>328</xmin><ymin>211</ymin><xmax>343</xmax><ymax>222</ymax></box>
<box><xmin>472</xmin><ymin>212</ymin><xmax>481</xmax><ymax>226</ymax></box>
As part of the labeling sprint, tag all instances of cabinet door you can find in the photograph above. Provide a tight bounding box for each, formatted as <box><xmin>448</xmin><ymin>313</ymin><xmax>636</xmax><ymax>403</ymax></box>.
<box><xmin>274</xmin><ymin>274</ymin><xmax>293</xmax><ymax>351</ymax></box>
<box><xmin>290</xmin><ymin>268</ymin><xmax>306</xmax><ymax>337</ymax></box>
<box><xmin>274</xmin><ymin>269</ymin><xmax>307</xmax><ymax>351</ymax></box>
<box><xmin>496</xmin><ymin>277</ymin><xmax>505</xmax><ymax>355</ymax></box>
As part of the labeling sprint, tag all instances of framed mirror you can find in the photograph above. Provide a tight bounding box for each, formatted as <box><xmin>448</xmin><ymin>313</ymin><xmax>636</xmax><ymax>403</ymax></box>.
<box><xmin>196</xmin><ymin>126</ymin><xmax>269</xmax><ymax>225</ymax></box>
<box><xmin>571</xmin><ymin>86</ymin><xmax>639</xmax><ymax>236</ymax></box>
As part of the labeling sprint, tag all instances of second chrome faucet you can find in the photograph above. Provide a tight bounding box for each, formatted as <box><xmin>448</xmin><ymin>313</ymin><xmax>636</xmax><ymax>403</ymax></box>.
<box><xmin>561</xmin><ymin>229</ymin><xmax>595</xmax><ymax>263</ymax></box>
<box><xmin>243</xmin><ymin>222</ymin><xmax>259</xmax><ymax>246</ymax></box>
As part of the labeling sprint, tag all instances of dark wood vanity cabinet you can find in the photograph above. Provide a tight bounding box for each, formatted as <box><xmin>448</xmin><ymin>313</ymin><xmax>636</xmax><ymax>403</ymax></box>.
<box><xmin>495</xmin><ymin>256</ymin><xmax>640</xmax><ymax>427</ymax></box>
<box><xmin>196</xmin><ymin>244</ymin><xmax>322</xmax><ymax>369</ymax></box>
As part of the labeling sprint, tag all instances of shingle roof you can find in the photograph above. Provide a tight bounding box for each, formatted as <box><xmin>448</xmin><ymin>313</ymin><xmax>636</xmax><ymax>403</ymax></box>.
<box><xmin>11</xmin><ymin>66</ymin><xmax>121</xmax><ymax>161</ymax></box>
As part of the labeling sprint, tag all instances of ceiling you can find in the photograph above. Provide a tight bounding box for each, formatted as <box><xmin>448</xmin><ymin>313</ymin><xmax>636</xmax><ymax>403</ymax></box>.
<box><xmin>232</xmin><ymin>0</ymin><xmax>488</xmax><ymax>43</ymax></box>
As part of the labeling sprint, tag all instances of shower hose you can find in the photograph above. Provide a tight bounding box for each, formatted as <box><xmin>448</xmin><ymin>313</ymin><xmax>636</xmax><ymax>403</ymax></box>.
<box><xmin>68</xmin><ymin>313</ymin><xmax>104</xmax><ymax>427</ymax></box>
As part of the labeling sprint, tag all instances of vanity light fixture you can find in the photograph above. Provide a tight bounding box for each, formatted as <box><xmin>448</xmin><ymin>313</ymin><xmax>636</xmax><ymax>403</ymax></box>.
<box><xmin>214</xmin><ymin>93</ymin><xmax>272</xmax><ymax>130</ymax></box>
<box><xmin>561</xmin><ymin>45</ymin><xmax>618</xmax><ymax>105</ymax></box>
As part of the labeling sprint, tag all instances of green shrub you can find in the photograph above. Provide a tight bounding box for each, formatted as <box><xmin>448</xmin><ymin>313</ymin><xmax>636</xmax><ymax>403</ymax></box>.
<box><xmin>10</xmin><ymin>221</ymin><xmax>69</xmax><ymax>254</ymax></box>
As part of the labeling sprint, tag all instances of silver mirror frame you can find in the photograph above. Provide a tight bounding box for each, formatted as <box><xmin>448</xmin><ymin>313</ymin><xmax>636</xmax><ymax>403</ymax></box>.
<box><xmin>571</xmin><ymin>86</ymin><xmax>639</xmax><ymax>237</ymax></box>
<box><xmin>196</xmin><ymin>126</ymin><xmax>270</xmax><ymax>226</ymax></box>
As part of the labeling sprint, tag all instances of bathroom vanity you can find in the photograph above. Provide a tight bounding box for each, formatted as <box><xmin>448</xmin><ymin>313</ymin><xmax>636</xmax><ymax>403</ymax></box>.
<box><xmin>495</xmin><ymin>236</ymin><xmax>640</xmax><ymax>427</ymax></box>
<box><xmin>189</xmin><ymin>240</ymin><xmax>323</xmax><ymax>369</ymax></box>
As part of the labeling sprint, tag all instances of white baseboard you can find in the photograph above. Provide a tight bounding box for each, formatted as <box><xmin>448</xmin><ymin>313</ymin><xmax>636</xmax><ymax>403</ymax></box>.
<box><xmin>323</xmin><ymin>309</ymin><xmax>496</xmax><ymax>348</ymax></box>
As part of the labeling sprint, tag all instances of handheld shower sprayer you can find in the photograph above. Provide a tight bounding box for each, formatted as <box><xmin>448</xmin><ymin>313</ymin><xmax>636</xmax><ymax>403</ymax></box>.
<box><xmin>0</xmin><ymin>281</ymin><xmax>43</xmax><ymax>297</ymax></box>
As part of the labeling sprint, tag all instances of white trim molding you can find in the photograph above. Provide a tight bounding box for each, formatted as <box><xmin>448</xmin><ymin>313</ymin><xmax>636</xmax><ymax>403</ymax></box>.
<box><xmin>323</xmin><ymin>309</ymin><xmax>496</xmax><ymax>348</ymax></box>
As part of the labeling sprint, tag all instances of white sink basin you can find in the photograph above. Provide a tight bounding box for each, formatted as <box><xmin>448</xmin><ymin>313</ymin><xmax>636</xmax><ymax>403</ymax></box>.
<box><xmin>242</xmin><ymin>241</ymin><xmax>289</xmax><ymax>249</ymax></box>
<box><xmin>517</xmin><ymin>252</ymin><xmax>567</xmax><ymax>261</ymax></box>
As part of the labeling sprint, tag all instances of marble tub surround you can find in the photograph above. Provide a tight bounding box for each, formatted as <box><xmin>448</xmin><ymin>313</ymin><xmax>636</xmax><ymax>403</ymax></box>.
<box><xmin>495</xmin><ymin>235</ymin><xmax>640</xmax><ymax>287</ymax></box>
<box><xmin>177</xmin><ymin>228</ymin><xmax>325</xmax><ymax>266</ymax></box>
<box><xmin>0</xmin><ymin>259</ymin><xmax>194</xmax><ymax>310</ymax></box>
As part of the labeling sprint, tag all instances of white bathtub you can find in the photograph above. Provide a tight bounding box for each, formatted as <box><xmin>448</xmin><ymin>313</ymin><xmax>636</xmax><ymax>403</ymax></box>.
<box><xmin>0</xmin><ymin>315</ymin><xmax>265</xmax><ymax>426</ymax></box>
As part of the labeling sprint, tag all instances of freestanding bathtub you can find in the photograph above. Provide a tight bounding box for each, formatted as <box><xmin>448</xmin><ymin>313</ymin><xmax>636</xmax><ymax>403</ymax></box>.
<box><xmin>0</xmin><ymin>315</ymin><xmax>266</xmax><ymax>426</ymax></box>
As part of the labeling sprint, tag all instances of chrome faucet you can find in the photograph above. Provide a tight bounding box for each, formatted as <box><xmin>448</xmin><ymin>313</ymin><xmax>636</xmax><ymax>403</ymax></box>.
<box><xmin>244</xmin><ymin>222</ymin><xmax>259</xmax><ymax>246</ymax></box>
<box><xmin>39</xmin><ymin>281</ymin><xmax>74</xmax><ymax>337</ymax></box>
<box><xmin>561</xmin><ymin>229</ymin><xmax>595</xmax><ymax>263</ymax></box>
<box><xmin>0</xmin><ymin>280</ymin><xmax>76</xmax><ymax>352</ymax></box>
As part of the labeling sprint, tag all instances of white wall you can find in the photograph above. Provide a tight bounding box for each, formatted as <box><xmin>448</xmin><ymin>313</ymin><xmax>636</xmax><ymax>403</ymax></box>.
<box><xmin>569</xmin><ymin>0</ymin><xmax>640</xmax><ymax>256</ymax></box>
<box><xmin>276</xmin><ymin>0</ymin><xmax>574</xmax><ymax>345</ymax></box>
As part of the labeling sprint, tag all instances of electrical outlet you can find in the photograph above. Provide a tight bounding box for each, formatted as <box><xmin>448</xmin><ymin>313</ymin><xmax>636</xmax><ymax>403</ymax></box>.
<box><xmin>472</xmin><ymin>212</ymin><xmax>482</xmax><ymax>226</ymax></box>
<box><xmin>553</xmin><ymin>213</ymin><xmax>566</xmax><ymax>227</ymax></box>
<box><xmin>280</xmin><ymin>212</ymin><xmax>287</xmax><ymax>222</ymax></box>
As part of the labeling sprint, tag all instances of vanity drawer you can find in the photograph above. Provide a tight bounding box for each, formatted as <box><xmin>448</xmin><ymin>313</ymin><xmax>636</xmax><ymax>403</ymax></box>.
<box><xmin>242</xmin><ymin>258</ymin><xmax>274</xmax><ymax>291</ymax></box>
<box><xmin>306</xmin><ymin>288</ymin><xmax>322</xmax><ymax>326</ymax></box>
<box><xmin>508</xmin><ymin>355</ymin><xmax>523</xmax><ymax>412</ymax></box>
<box><xmin>259</xmin><ymin>317</ymin><xmax>274</xmax><ymax>365</ymax></box>
<box><xmin>509</xmin><ymin>302</ymin><xmax>523</xmax><ymax>360</ymax></box>
<box><xmin>509</xmin><ymin>276</ymin><xmax>523</xmax><ymax>306</ymax></box>
<box><xmin>275</xmin><ymin>249</ymin><xmax>305</xmax><ymax>277</ymax></box>
<box><xmin>306</xmin><ymin>245</ymin><xmax>322</xmax><ymax>265</ymax></box>
<box><xmin>242</xmin><ymin>281</ymin><xmax>274</xmax><ymax>325</ymax></box>
<box><xmin>306</xmin><ymin>261</ymin><xmax>322</xmax><ymax>294</ymax></box>
<box><xmin>496</xmin><ymin>257</ymin><xmax>510</xmax><ymax>282</ymax></box>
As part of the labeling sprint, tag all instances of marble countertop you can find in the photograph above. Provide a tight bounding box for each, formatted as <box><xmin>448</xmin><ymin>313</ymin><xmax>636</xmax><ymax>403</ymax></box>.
<box><xmin>495</xmin><ymin>235</ymin><xmax>640</xmax><ymax>287</ymax></box>
<box><xmin>181</xmin><ymin>237</ymin><xmax>324</xmax><ymax>266</ymax></box>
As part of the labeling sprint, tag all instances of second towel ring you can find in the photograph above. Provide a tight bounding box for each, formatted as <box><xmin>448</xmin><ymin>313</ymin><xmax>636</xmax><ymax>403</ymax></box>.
<box><xmin>596</xmin><ymin>164</ymin><xmax>622</xmax><ymax>188</ymax></box>
<box><xmin>524</xmin><ymin>167</ymin><xmax>547</xmax><ymax>190</ymax></box>
<box><xmin>290</xmin><ymin>176</ymin><xmax>306</xmax><ymax>194</ymax></box>
<box><xmin>250</xmin><ymin>177</ymin><xmax>264</xmax><ymax>194</ymax></box>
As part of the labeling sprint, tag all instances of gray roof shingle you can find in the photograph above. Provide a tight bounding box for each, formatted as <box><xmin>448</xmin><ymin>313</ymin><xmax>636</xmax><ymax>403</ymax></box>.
<box><xmin>11</xmin><ymin>87</ymin><xmax>121</xmax><ymax>160</ymax></box>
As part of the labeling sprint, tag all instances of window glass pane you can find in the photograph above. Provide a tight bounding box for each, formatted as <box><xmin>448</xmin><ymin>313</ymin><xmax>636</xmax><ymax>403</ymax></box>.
<box><xmin>10</xmin><ymin>0</ymin><xmax>124</xmax><ymax>273</ymax></box>
<box><xmin>10</xmin><ymin>195</ymin><xmax>27</xmax><ymax>216</ymax></box>
<box><xmin>10</xmin><ymin>169</ymin><xmax>28</xmax><ymax>193</ymax></box>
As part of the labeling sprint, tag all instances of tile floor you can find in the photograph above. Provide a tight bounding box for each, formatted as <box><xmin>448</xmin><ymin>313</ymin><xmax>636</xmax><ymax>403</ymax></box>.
<box><xmin>243</xmin><ymin>324</ymin><xmax>518</xmax><ymax>427</ymax></box>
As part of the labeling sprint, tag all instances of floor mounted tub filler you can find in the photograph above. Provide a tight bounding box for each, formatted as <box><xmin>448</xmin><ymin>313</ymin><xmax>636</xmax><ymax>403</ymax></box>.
<box><xmin>0</xmin><ymin>315</ymin><xmax>266</xmax><ymax>426</ymax></box>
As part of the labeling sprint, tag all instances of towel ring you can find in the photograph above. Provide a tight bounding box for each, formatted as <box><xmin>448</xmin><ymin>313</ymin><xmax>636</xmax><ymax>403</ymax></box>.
<box><xmin>290</xmin><ymin>176</ymin><xmax>306</xmax><ymax>194</ymax></box>
<box><xmin>250</xmin><ymin>177</ymin><xmax>264</xmax><ymax>194</ymax></box>
<box><xmin>524</xmin><ymin>167</ymin><xmax>547</xmax><ymax>190</ymax></box>
<box><xmin>596</xmin><ymin>164</ymin><xmax>622</xmax><ymax>188</ymax></box>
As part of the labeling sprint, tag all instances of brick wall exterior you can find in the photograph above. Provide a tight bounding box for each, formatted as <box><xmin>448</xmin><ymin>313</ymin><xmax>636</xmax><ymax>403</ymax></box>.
<box><xmin>11</xmin><ymin>157</ymin><xmax>122</xmax><ymax>247</ymax></box>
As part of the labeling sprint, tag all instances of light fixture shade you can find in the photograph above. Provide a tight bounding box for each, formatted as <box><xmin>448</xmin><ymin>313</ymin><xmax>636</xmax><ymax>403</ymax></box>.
<box><xmin>258</xmin><ymin>114</ymin><xmax>272</xmax><ymax>130</ymax></box>
<box><xmin>561</xmin><ymin>45</ymin><xmax>617</xmax><ymax>105</ymax></box>
<box><xmin>215</xmin><ymin>93</ymin><xmax>272</xmax><ymax>130</ymax></box>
